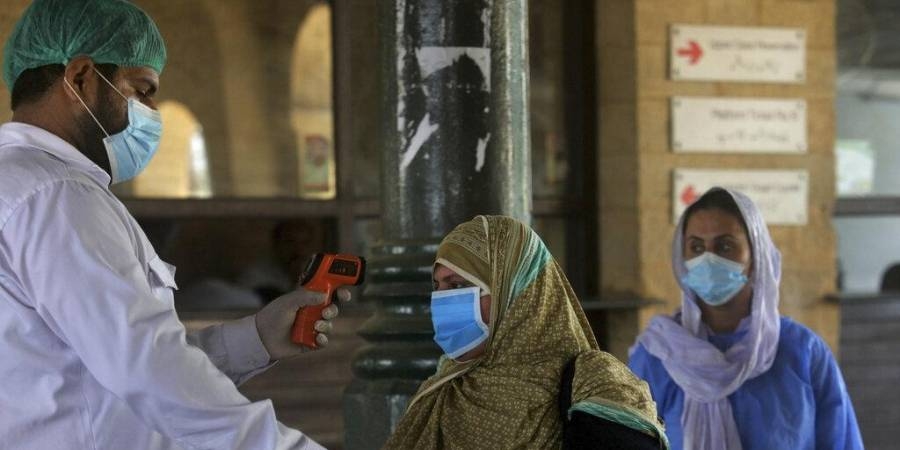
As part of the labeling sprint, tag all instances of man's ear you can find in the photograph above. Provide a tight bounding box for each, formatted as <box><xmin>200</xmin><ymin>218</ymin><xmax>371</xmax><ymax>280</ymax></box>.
<box><xmin>62</xmin><ymin>56</ymin><xmax>96</xmax><ymax>102</ymax></box>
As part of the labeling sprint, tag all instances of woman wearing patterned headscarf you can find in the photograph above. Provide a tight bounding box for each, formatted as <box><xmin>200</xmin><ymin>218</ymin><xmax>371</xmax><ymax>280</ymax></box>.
<box><xmin>629</xmin><ymin>187</ymin><xmax>863</xmax><ymax>450</ymax></box>
<box><xmin>383</xmin><ymin>215</ymin><xmax>668</xmax><ymax>449</ymax></box>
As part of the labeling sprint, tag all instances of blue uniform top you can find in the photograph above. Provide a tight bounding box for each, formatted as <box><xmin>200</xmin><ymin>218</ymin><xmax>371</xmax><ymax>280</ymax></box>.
<box><xmin>629</xmin><ymin>317</ymin><xmax>864</xmax><ymax>450</ymax></box>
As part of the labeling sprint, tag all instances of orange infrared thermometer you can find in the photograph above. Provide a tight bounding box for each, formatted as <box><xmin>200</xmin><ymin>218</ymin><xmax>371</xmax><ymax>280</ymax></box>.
<box><xmin>290</xmin><ymin>253</ymin><xmax>366</xmax><ymax>348</ymax></box>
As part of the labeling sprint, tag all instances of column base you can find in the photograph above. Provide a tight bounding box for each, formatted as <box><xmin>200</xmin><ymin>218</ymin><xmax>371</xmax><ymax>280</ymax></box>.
<box><xmin>342</xmin><ymin>378</ymin><xmax>422</xmax><ymax>450</ymax></box>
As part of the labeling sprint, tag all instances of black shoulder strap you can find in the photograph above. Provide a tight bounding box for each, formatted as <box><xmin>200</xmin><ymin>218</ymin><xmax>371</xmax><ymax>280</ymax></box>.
<box><xmin>559</xmin><ymin>356</ymin><xmax>578</xmax><ymax>449</ymax></box>
<box><xmin>559</xmin><ymin>355</ymin><xmax>577</xmax><ymax>422</ymax></box>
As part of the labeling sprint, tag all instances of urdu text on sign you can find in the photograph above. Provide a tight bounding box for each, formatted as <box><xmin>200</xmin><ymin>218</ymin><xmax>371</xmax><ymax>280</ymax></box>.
<box><xmin>673</xmin><ymin>169</ymin><xmax>809</xmax><ymax>225</ymax></box>
<box><xmin>670</xmin><ymin>24</ymin><xmax>806</xmax><ymax>83</ymax></box>
<box><xmin>671</xmin><ymin>96</ymin><xmax>807</xmax><ymax>153</ymax></box>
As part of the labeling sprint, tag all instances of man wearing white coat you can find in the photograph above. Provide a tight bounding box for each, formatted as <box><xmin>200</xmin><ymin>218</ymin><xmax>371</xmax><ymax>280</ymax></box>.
<box><xmin>0</xmin><ymin>1</ymin><xmax>347</xmax><ymax>449</ymax></box>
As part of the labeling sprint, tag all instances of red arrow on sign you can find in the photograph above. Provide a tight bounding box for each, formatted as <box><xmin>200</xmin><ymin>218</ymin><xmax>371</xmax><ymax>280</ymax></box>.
<box><xmin>677</xmin><ymin>40</ymin><xmax>703</xmax><ymax>65</ymax></box>
<box><xmin>680</xmin><ymin>185</ymin><xmax>699</xmax><ymax>206</ymax></box>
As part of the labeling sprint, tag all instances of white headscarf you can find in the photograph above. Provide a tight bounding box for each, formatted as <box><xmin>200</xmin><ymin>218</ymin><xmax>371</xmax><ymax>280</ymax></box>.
<box><xmin>634</xmin><ymin>187</ymin><xmax>782</xmax><ymax>450</ymax></box>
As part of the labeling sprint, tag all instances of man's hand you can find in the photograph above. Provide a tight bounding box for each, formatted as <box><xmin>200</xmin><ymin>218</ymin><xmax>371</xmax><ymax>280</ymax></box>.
<box><xmin>254</xmin><ymin>287</ymin><xmax>351</xmax><ymax>360</ymax></box>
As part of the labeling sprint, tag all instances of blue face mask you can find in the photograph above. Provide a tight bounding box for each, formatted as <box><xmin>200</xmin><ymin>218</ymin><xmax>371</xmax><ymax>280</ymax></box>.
<box><xmin>66</xmin><ymin>68</ymin><xmax>162</xmax><ymax>184</ymax></box>
<box><xmin>430</xmin><ymin>286</ymin><xmax>489</xmax><ymax>360</ymax></box>
<box><xmin>681</xmin><ymin>252</ymin><xmax>749</xmax><ymax>306</ymax></box>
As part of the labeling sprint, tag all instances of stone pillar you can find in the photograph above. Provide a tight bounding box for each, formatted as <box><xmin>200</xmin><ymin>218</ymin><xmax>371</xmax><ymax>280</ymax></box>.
<box><xmin>343</xmin><ymin>1</ymin><xmax>530</xmax><ymax>449</ymax></box>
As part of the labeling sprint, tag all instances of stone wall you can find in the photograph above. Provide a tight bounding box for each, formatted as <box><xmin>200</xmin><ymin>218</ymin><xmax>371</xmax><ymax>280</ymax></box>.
<box><xmin>596</xmin><ymin>0</ymin><xmax>839</xmax><ymax>359</ymax></box>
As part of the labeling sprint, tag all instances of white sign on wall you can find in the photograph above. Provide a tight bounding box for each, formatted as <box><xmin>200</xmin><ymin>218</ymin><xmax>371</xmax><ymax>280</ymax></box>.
<box><xmin>673</xmin><ymin>169</ymin><xmax>809</xmax><ymax>225</ymax></box>
<box><xmin>672</xmin><ymin>97</ymin><xmax>807</xmax><ymax>153</ymax></box>
<box><xmin>670</xmin><ymin>24</ymin><xmax>806</xmax><ymax>83</ymax></box>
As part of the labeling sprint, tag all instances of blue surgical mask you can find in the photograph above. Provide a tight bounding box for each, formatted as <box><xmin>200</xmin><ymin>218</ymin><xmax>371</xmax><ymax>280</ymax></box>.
<box><xmin>66</xmin><ymin>68</ymin><xmax>162</xmax><ymax>184</ymax></box>
<box><xmin>681</xmin><ymin>252</ymin><xmax>749</xmax><ymax>306</ymax></box>
<box><xmin>430</xmin><ymin>286</ymin><xmax>489</xmax><ymax>359</ymax></box>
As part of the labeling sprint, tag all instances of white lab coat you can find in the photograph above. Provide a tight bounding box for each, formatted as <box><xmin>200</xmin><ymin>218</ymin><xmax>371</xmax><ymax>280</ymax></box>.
<box><xmin>0</xmin><ymin>122</ymin><xmax>323</xmax><ymax>450</ymax></box>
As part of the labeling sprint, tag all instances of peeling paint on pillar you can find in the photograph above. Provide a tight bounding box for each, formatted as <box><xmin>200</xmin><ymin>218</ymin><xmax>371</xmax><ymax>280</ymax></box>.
<box><xmin>384</xmin><ymin>0</ymin><xmax>529</xmax><ymax>241</ymax></box>
<box><xmin>397</xmin><ymin>4</ymin><xmax>492</xmax><ymax>173</ymax></box>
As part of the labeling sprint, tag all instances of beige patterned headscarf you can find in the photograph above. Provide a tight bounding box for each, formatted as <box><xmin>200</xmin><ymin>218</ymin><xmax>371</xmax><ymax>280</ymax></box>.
<box><xmin>383</xmin><ymin>216</ymin><xmax>663</xmax><ymax>449</ymax></box>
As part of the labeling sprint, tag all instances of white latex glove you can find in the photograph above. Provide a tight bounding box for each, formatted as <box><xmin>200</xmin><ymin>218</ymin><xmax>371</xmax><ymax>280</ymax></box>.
<box><xmin>254</xmin><ymin>287</ymin><xmax>351</xmax><ymax>360</ymax></box>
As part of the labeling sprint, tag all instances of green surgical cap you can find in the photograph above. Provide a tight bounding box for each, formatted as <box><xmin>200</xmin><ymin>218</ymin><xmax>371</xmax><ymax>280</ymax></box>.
<box><xmin>2</xmin><ymin>0</ymin><xmax>167</xmax><ymax>89</ymax></box>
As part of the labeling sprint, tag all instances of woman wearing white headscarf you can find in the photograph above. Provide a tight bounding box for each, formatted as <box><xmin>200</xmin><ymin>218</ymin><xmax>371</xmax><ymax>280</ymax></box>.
<box><xmin>628</xmin><ymin>187</ymin><xmax>863</xmax><ymax>450</ymax></box>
